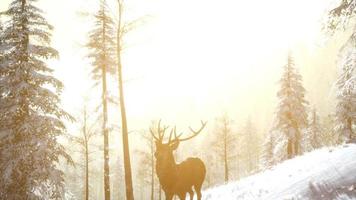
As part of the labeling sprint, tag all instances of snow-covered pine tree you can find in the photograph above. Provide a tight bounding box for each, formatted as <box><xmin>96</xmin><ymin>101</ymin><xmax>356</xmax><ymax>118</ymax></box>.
<box><xmin>272</xmin><ymin>130</ymin><xmax>289</xmax><ymax>163</ymax></box>
<box><xmin>322</xmin><ymin>114</ymin><xmax>338</xmax><ymax>146</ymax></box>
<box><xmin>241</xmin><ymin>118</ymin><xmax>259</xmax><ymax>173</ymax></box>
<box><xmin>272</xmin><ymin>53</ymin><xmax>309</xmax><ymax>160</ymax></box>
<box><xmin>327</xmin><ymin>0</ymin><xmax>355</xmax><ymax>143</ymax></box>
<box><xmin>0</xmin><ymin>0</ymin><xmax>72</xmax><ymax>199</ymax></box>
<box><xmin>86</xmin><ymin>0</ymin><xmax>116</xmax><ymax>199</ymax></box>
<box><xmin>260</xmin><ymin>132</ymin><xmax>275</xmax><ymax>169</ymax></box>
<box><xmin>301</xmin><ymin>127</ymin><xmax>313</xmax><ymax>153</ymax></box>
<box><xmin>304</xmin><ymin>108</ymin><xmax>323</xmax><ymax>151</ymax></box>
<box><xmin>334</xmin><ymin>33</ymin><xmax>355</xmax><ymax>143</ymax></box>
<box><xmin>210</xmin><ymin>113</ymin><xmax>236</xmax><ymax>183</ymax></box>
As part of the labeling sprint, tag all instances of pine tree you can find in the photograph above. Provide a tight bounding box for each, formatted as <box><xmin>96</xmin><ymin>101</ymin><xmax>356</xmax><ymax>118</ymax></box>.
<box><xmin>272</xmin><ymin>53</ymin><xmax>308</xmax><ymax>160</ymax></box>
<box><xmin>0</xmin><ymin>0</ymin><xmax>72</xmax><ymax>199</ymax></box>
<box><xmin>260</xmin><ymin>132</ymin><xmax>275</xmax><ymax>169</ymax></box>
<box><xmin>241</xmin><ymin>118</ymin><xmax>259</xmax><ymax>173</ymax></box>
<box><xmin>210</xmin><ymin>113</ymin><xmax>236</xmax><ymax>183</ymax></box>
<box><xmin>334</xmin><ymin>35</ymin><xmax>355</xmax><ymax>143</ymax></box>
<box><xmin>301</xmin><ymin>127</ymin><xmax>313</xmax><ymax>153</ymax></box>
<box><xmin>322</xmin><ymin>114</ymin><xmax>338</xmax><ymax>146</ymax></box>
<box><xmin>305</xmin><ymin>108</ymin><xmax>323</xmax><ymax>151</ymax></box>
<box><xmin>327</xmin><ymin>0</ymin><xmax>355</xmax><ymax>143</ymax></box>
<box><xmin>86</xmin><ymin>1</ymin><xmax>116</xmax><ymax>199</ymax></box>
<box><xmin>272</xmin><ymin>130</ymin><xmax>289</xmax><ymax>163</ymax></box>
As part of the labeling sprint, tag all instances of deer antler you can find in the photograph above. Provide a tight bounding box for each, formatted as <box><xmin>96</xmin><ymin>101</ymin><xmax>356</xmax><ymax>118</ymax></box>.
<box><xmin>168</xmin><ymin>121</ymin><xmax>207</xmax><ymax>143</ymax></box>
<box><xmin>149</xmin><ymin>119</ymin><xmax>169</xmax><ymax>143</ymax></box>
<box><xmin>168</xmin><ymin>126</ymin><xmax>175</xmax><ymax>143</ymax></box>
<box><xmin>167</xmin><ymin>126</ymin><xmax>183</xmax><ymax>144</ymax></box>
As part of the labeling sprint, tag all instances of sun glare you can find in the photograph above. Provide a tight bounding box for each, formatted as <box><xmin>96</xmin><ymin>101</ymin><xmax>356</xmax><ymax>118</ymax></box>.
<box><xmin>1</xmin><ymin>0</ymin><xmax>327</xmax><ymax>118</ymax></box>
<box><xmin>113</xmin><ymin>0</ymin><xmax>330</xmax><ymax>127</ymax></box>
<box><xmin>0</xmin><ymin>0</ymin><xmax>334</xmax><ymax>129</ymax></box>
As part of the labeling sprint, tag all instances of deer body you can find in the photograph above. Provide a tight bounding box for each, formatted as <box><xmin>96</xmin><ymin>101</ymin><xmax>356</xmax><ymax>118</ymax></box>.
<box><xmin>150</xmin><ymin>120</ymin><xmax>207</xmax><ymax>200</ymax></box>
<box><xmin>157</xmin><ymin>157</ymin><xmax>206</xmax><ymax>200</ymax></box>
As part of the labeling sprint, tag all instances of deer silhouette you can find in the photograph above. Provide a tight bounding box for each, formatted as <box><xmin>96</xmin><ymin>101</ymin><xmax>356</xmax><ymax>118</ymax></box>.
<box><xmin>150</xmin><ymin>120</ymin><xmax>207</xmax><ymax>200</ymax></box>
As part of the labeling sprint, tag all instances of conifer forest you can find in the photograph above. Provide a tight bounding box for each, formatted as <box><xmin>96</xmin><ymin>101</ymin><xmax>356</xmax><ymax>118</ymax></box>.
<box><xmin>0</xmin><ymin>0</ymin><xmax>355</xmax><ymax>199</ymax></box>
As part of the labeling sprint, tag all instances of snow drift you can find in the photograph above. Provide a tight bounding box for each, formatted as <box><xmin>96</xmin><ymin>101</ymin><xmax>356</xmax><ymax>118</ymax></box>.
<box><xmin>203</xmin><ymin>144</ymin><xmax>356</xmax><ymax>200</ymax></box>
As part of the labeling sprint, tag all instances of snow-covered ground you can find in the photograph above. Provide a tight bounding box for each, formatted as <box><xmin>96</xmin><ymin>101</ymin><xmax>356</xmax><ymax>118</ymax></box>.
<box><xmin>203</xmin><ymin>144</ymin><xmax>356</xmax><ymax>200</ymax></box>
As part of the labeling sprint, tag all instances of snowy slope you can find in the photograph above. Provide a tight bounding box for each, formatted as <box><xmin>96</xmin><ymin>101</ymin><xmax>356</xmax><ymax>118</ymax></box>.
<box><xmin>203</xmin><ymin>144</ymin><xmax>356</xmax><ymax>200</ymax></box>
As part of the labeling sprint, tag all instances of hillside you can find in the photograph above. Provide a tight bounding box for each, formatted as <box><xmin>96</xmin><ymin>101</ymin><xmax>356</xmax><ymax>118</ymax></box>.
<box><xmin>203</xmin><ymin>144</ymin><xmax>356</xmax><ymax>200</ymax></box>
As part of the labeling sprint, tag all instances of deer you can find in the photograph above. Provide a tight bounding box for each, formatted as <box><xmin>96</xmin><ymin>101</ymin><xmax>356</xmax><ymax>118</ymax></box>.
<box><xmin>150</xmin><ymin>120</ymin><xmax>207</xmax><ymax>200</ymax></box>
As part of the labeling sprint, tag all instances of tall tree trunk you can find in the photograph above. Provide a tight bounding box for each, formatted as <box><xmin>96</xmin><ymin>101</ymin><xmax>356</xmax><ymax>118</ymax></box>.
<box><xmin>236</xmin><ymin>156</ymin><xmax>240</xmax><ymax>180</ymax></box>
<box><xmin>102</xmin><ymin>65</ymin><xmax>111</xmax><ymax>200</ymax></box>
<box><xmin>85</xmin><ymin>143</ymin><xmax>89</xmax><ymax>200</ymax></box>
<box><xmin>294</xmin><ymin>121</ymin><xmax>300</xmax><ymax>156</ymax></box>
<box><xmin>117</xmin><ymin>1</ymin><xmax>134</xmax><ymax>199</ymax></box>
<box><xmin>295</xmin><ymin>131</ymin><xmax>300</xmax><ymax>156</ymax></box>
<box><xmin>287</xmin><ymin>140</ymin><xmax>293</xmax><ymax>159</ymax></box>
<box><xmin>247</xmin><ymin>139</ymin><xmax>252</xmax><ymax>173</ymax></box>
<box><xmin>348</xmin><ymin>118</ymin><xmax>353</xmax><ymax>141</ymax></box>
<box><xmin>150</xmin><ymin>136</ymin><xmax>154</xmax><ymax>200</ymax></box>
<box><xmin>101</xmin><ymin>5</ymin><xmax>111</xmax><ymax>198</ymax></box>
<box><xmin>20</xmin><ymin>0</ymin><xmax>29</xmax><ymax>117</ymax></box>
<box><xmin>140</xmin><ymin>178</ymin><xmax>143</xmax><ymax>200</ymax></box>
<box><xmin>19</xmin><ymin>1</ymin><xmax>30</xmax><ymax>197</ymax></box>
<box><xmin>224</xmin><ymin>128</ymin><xmax>228</xmax><ymax>183</ymax></box>
<box><xmin>83</xmin><ymin>108</ymin><xmax>89</xmax><ymax>200</ymax></box>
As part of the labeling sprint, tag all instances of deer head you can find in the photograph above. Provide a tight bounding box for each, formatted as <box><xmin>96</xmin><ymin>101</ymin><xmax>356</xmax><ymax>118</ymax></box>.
<box><xmin>149</xmin><ymin>120</ymin><xmax>207</xmax><ymax>169</ymax></box>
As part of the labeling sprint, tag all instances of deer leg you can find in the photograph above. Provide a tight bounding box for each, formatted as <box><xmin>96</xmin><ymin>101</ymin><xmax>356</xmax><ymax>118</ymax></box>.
<box><xmin>194</xmin><ymin>185</ymin><xmax>202</xmax><ymax>200</ymax></box>
<box><xmin>165</xmin><ymin>192</ymin><xmax>173</xmax><ymax>200</ymax></box>
<box><xmin>188</xmin><ymin>189</ymin><xmax>194</xmax><ymax>200</ymax></box>
<box><xmin>178</xmin><ymin>192</ymin><xmax>186</xmax><ymax>200</ymax></box>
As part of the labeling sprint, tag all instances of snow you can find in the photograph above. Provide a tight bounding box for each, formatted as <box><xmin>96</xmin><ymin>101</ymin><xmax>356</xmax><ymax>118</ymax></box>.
<box><xmin>202</xmin><ymin>144</ymin><xmax>356</xmax><ymax>200</ymax></box>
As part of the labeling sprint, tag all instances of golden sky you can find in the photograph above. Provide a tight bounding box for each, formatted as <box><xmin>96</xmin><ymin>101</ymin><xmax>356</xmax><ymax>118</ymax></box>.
<box><xmin>0</xmin><ymin>0</ymin><xmax>347</xmax><ymax>136</ymax></box>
